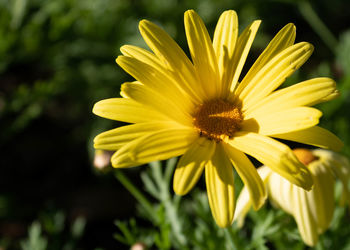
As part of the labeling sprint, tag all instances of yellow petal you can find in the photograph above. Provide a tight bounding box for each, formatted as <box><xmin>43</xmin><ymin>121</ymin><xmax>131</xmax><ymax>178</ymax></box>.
<box><xmin>307</xmin><ymin>161</ymin><xmax>335</xmax><ymax>233</ymax></box>
<box><xmin>139</xmin><ymin>19</ymin><xmax>205</xmax><ymax>102</ymax></box>
<box><xmin>184</xmin><ymin>10</ymin><xmax>220</xmax><ymax>99</ymax></box>
<box><xmin>233</xmin><ymin>185</ymin><xmax>251</xmax><ymax>228</ymax></box>
<box><xmin>112</xmin><ymin>128</ymin><xmax>198</xmax><ymax>168</ymax></box>
<box><xmin>313</xmin><ymin>149</ymin><xmax>350</xmax><ymax>206</ymax></box>
<box><xmin>116</xmin><ymin>56</ymin><xmax>194</xmax><ymax>112</ymax></box>
<box><xmin>242</xmin><ymin>107</ymin><xmax>322</xmax><ymax>135</ymax></box>
<box><xmin>292</xmin><ymin>186</ymin><xmax>319</xmax><ymax>246</ymax></box>
<box><xmin>119</xmin><ymin>48</ymin><xmax>199</xmax><ymax>108</ymax></box>
<box><xmin>212</xmin><ymin>10</ymin><xmax>238</xmax><ymax>96</ymax></box>
<box><xmin>228</xmin><ymin>132</ymin><xmax>313</xmax><ymax>190</ymax></box>
<box><xmin>245</xmin><ymin>78</ymin><xmax>338</xmax><ymax>118</ymax></box>
<box><xmin>94</xmin><ymin>121</ymin><xmax>181</xmax><ymax>151</ymax></box>
<box><xmin>205</xmin><ymin>144</ymin><xmax>235</xmax><ymax>228</ymax></box>
<box><xmin>121</xmin><ymin>82</ymin><xmax>192</xmax><ymax>126</ymax></box>
<box><xmin>173</xmin><ymin>137</ymin><xmax>216</xmax><ymax>195</ymax></box>
<box><xmin>236</xmin><ymin>42</ymin><xmax>314</xmax><ymax>111</ymax></box>
<box><xmin>234</xmin><ymin>166</ymin><xmax>271</xmax><ymax>227</ymax></box>
<box><xmin>120</xmin><ymin>45</ymin><xmax>163</xmax><ymax>70</ymax></box>
<box><xmin>92</xmin><ymin>98</ymin><xmax>167</xmax><ymax>123</ymax></box>
<box><xmin>223</xmin><ymin>144</ymin><xmax>266</xmax><ymax>210</ymax></box>
<box><xmin>272</xmin><ymin>126</ymin><xmax>343</xmax><ymax>151</ymax></box>
<box><xmin>227</xmin><ymin>20</ymin><xmax>261</xmax><ymax>94</ymax></box>
<box><xmin>267</xmin><ymin>171</ymin><xmax>295</xmax><ymax>215</ymax></box>
<box><xmin>235</xmin><ymin>23</ymin><xmax>295</xmax><ymax>96</ymax></box>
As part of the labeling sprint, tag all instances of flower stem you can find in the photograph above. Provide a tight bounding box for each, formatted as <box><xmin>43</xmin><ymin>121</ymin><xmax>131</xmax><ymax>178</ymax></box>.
<box><xmin>298</xmin><ymin>1</ymin><xmax>338</xmax><ymax>54</ymax></box>
<box><xmin>114</xmin><ymin>170</ymin><xmax>158</xmax><ymax>223</ymax></box>
<box><xmin>224</xmin><ymin>228</ymin><xmax>238</xmax><ymax>250</ymax></box>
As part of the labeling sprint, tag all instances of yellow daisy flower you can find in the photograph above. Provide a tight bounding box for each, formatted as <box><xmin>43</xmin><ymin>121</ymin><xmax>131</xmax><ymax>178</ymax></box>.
<box><xmin>234</xmin><ymin>148</ymin><xmax>350</xmax><ymax>246</ymax></box>
<box><xmin>93</xmin><ymin>10</ymin><xmax>342</xmax><ymax>227</ymax></box>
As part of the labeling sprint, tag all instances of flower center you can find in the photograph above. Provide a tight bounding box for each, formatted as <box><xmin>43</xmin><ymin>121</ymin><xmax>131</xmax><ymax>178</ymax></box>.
<box><xmin>293</xmin><ymin>148</ymin><xmax>318</xmax><ymax>166</ymax></box>
<box><xmin>192</xmin><ymin>99</ymin><xmax>243</xmax><ymax>142</ymax></box>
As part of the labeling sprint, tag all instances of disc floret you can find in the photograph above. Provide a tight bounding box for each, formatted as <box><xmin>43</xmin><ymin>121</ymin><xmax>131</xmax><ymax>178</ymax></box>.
<box><xmin>193</xmin><ymin>99</ymin><xmax>243</xmax><ymax>142</ymax></box>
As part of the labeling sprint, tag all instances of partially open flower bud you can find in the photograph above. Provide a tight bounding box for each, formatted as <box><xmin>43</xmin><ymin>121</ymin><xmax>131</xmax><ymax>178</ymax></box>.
<box><xmin>293</xmin><ymin>148</ymin><xmax>318</xmax><ymax>166</ymax></box>
<box><xmin>131</xmin><ymin>242</ymin><xmax>147</xmax><ymax>250</ymax></box>
<box><xmin>234</xmin><ymin>148</ymin><xmax>350</xmax><ymax>246</ymax></box>
<box><xmin>93</xmin><ymin>150</ymin><xmax>112</xmax><ymax>170</ymax></box>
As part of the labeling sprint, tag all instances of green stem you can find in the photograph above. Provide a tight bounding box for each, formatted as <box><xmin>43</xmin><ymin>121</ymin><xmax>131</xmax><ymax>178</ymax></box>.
<box><xmin>298</xmin><ymin>1</ymin><xmax>338</xmax><ymax>54</ymax></box>
<box><xmin>163</xmin><ymin>197</ymin><xmax>187</xmax><ymax>246</ymax></box>
<box><xmin>114</xmin><ymin>170</ymin><xmax>158</xmax><ymax>223</ymax></box>
<box><xmin>224</xmin><ymin>228</ymin><xmax>238</xmax><ymax>250</ymax></box>
<box><xmin>150</xmin><ymin>161</ymin><xmax>187</xmax><ymax>245</ymax></box>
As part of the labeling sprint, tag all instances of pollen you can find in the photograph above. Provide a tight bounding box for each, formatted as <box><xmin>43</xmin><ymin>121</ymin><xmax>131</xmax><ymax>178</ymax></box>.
<box><xmin>293</xmin><ymin>148</ymin><xmax>318</xmax><ymax>166</ymax></box>
<box><xmin>193</xmin><ymin>99</ymin><xmax>243</xmax><ymax>142</ymax></box>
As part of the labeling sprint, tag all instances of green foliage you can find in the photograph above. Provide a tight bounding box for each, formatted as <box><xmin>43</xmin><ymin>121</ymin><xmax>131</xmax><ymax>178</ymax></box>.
<box><xmin>114</xmin><ymin>159</ymin><xmax>187</xmax><ymax>249</ymax></box>
<box><xmin>0</xmin><ymin>0</ymin><xmax>136</xmax><ymax>143</ymax></box>
<box><xmin>20</xmin><ymin>222</ymin><xmax>47</xmax><ymax>250</ymax></box>
<box><xmin>17</xmin><ymin>212</ymin><xmax>86</xmax><ymax>250</ymax></box>
<box><xmin>114</xmin><ymin>160</ymin><xmax>350</xmax><ymax>249</ymax></box>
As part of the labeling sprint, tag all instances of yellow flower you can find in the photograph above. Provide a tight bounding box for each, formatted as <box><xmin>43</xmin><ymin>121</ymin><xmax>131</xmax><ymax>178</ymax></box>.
<box><xmin>234</xmin><ymin>148</ymin><xmax>350</xmax><ymax>246</ymax></box>
<box><xmin>93</xmin><ymin>10</ymin><xmax>342</xmax><ymax>227</ymax></box>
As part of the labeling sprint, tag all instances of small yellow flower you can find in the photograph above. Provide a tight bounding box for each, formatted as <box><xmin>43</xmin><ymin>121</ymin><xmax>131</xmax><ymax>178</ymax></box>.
<box><xmin>234</xmin><ymin>148</ymin><xmax>350</xmax><ymax>246</ymax></box>
<box><xmin>93</xmin><ymin>10</ymin><xmax>342</xmax><ymax>227</ymax></box>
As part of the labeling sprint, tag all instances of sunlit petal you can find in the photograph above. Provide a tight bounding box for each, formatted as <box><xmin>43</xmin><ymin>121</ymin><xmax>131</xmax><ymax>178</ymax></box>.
<box><xmin>185</xmin><ymin>10</ymin><xmax>220</xmax><ymax>99</ymax></box>
<box><xmin>228</xmin><ymin>132</ymin><xmax>313</xmax><ymax>190</ymax></box>
<box><xmin>272</xmin><ymin>126</ymin><xmax>343</xmax><ymax>152</ymax></box>
<box><xmin>112</xmin><ymin>128</ymin><xmax>197</xmax><ymax>168</ymax></box>
<box><xmin>242</xmin><ymin>107</ymin><xmax>322</xmax><ymax>135</ymax></box>
<box><xmin>237</xmin><ymin>42</ymin><xmax>314</xmax><ymax>110</ymax></box>
<box><xmin>93</xmin><ymin>98</ymin><xmax>168</xmax><ymax>123</ymax></box>
<box><xmin>94</xmin><ymin>121</ymin><xmax>182</xmax><ymax>151</ymax></box>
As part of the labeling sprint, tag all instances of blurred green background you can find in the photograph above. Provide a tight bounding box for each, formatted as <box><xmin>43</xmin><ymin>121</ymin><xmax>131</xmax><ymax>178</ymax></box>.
<box><xmin>1</xmin><ymin>0</ymin><xmax>350</xmax><ymax>249</ymax></box>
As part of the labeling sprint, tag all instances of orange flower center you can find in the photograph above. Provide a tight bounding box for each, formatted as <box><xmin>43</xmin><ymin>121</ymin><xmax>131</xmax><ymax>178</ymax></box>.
<box><xmin>192</xmin><ymin>99</ymin><xmax>243</xmax><ymax>142</ymax></box>
<box><xmin>293</xmin><ymin>148</ymin><xmax>318</xmax><ymax>166</ymax></box>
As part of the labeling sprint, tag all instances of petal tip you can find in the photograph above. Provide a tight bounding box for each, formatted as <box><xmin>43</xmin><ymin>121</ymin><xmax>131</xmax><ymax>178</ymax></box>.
<box><xmin>119</xmin><ymin>45</ymin><xmax>129</xmax><ymax>54</ymax></box>
<box><xmin>185</xmin><ymin>9</ymin><xmax>196</xmax><ymax>15</ymax></box>
<box><xmin>225</xmin><ymin>9</ymin><xmax>237</xmax><ymax>15</ymax></box>
<box><xmin>286</xmin><ymin>22</ymin><xmax>296</xmax><ymax>30</ymax></box>
<box><xmin>111</xmin><ymin>161</ymin><xmax>119</xmax><ymax>168</ymax></box>
<box><xmin>254</xmin><ymin>20</ymin><xmax>262</xmax><ymax>25</ymax></box>
<box><xmin>138</xmin><ymin>19</ymin><xmax>154</xmax><ymax>33</ymax></box>
<box><xmin>252</xmin><ymin>189</ymin><xmax>267</xmax><ymax>210</ymax></box>
<box><xmin>184</xmin><ymin>9</ymin><xmax>199</xmax><ymax>22</ymax></box>
<box><xmin>92</xmin><ymin>101</ymin><xmax>102</xmax><ymax>116</ymax></box>
<box><xmin>115</xmin><ymin>55</ymin><xmax>123</xmax><ymax>65</ymax></box>
<box><xmin>139</xmin><ymin>19</ymin><xmax>149</xmax><ymax>27</ymax></box>
<box><xmin>214</xmin><ymin>215</ymin><xmax>234</xmax><ymax>228</ymax></box>
<box><xmin>173</xmin><ymin>185</ymin><xmax>187</xmax><ymax>196</ymax></box>
<box><xmin>303</xmin><ymin>42</ymin><xmax>314</xmax><ymax>53</ymax></box>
